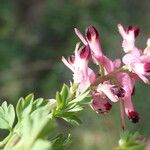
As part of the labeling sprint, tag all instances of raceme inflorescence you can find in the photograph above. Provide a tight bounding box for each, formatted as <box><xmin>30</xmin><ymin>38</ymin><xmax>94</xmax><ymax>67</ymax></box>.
<box><xmin>62</xmin><ymin>24</ymin><xmax>150</xmax><ymax>129</ymax></box>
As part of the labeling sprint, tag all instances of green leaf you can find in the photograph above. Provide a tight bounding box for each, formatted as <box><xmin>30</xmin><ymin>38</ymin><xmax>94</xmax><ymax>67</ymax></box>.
<box><xmin>51</xmin><ymin>134</ymin><xmax>71</xmax><ymax>150</ymax></box>
<box><xmin>16</xmin><ymin>94</ymin><xmax>34</xmax><ymax>121</ymax></box>
<box><xmin>0</xmin><ymin>130</ymin><xmax>13</xmax><ymax>148</ymax></box>
<box><xmin>69</xmin><ymin>90</ymin><xmax>90</xmax><ymax>104</ymax></box>
<box><xmin>56</xmin><ymin>89</ymin><xmax>68</xmax><ymax>110</ymax></box>
<box><xmin>60</xmin><ymin>84</ymin><xmax>69</xmax><ymax>102</ymax></box>
<box><xmin>66</xmin><ymin>105</ymin><xmax>83</xmax><ymax>112</ymax></box>
<box><xmin>23</xmin><ymin>113</ymin><xmax>54</xmax><ymax>141</ymax></box>
<box><xmin>68</xmin><ymin>106</ymin><xmax>83</xmax><ymax>112</ymax></box>
<box><xmin>0</xmin><ymin>101</ymin><xmax>15</xmax><ymax>130</ymax></box>
<box><xmin>56</xmin><ymin>92</ymin><xmax>63</xmax><ymax>108</ymax></box>
<box><xmin>32</xmin><ymin>98</ymin><xmax>50</xmax><ymax>113</ymax></box>
<box><xmin>11</xmin><ymin>111</ymin><xmax>55</xmax><ymax>149</ymax></box>
<box><xmin>31</xmin><ymin>140</ymin><xmax>52</xmax><ymax>150</ymax></box>
<box><xmin>63</xmin><ymin>115</ymin><xmax>82</xmax><ymax>126</ymax></box>
<box><xmin>32</xmin><ymin>98</ymin><xmax>45</xmax><ymax>110</ymax></box>
<box><xmin>115</xmin><ymin>131</ymin><xmax>146</xmax><ymax>150</ymax></box>
<box><xmin>69</xmin><ymin>83</ymin><xmax>78</xmax><ymax>95</ymax></box>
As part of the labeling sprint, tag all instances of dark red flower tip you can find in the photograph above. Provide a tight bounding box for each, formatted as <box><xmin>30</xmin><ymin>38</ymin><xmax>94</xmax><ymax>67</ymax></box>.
<box><xmin>110</xmin><ymin>85</ymin><xmax>125</xmax><ymax>97</ymax></box>
<box><xmin>127</xmin><ymin>26</ymin><xmax>140</xmax><ymax>38</ymax></box>
<box><xmin>128</xmin><ymin>111</ymin><xmax>139</xmax><ymax>123</ymax></box>
<box><xmin>104</xmin><ymin>102</ymin><xmax>112</xmax><ymax>111</ymax></box>
<box><xmin>86</xmin><ymin>26</ymin><xmax>99</xmax><ymax>41</ymax></box>
<box><xmin>131</xmin><ymin>86</ymin><xmax>135</xmax><ymax>96</ymax></box>
<box><xmin>144</xmin><ymin>63</ymin><xmax>150</xmax><ymax>73</ymax></box>
<box><xmin>79</xmin><ymin>45</ymin><xmax>91</xmax><ymax>59</ymax></box>
<box><xmin>68</xmin><ymin>55</ymin><xmax>75</xmax><ymax>64</ymax></box>
<box><xmin>96</xmin><ymin>101</ymin><xmax>112</xmax><ymax>114</ymax></box>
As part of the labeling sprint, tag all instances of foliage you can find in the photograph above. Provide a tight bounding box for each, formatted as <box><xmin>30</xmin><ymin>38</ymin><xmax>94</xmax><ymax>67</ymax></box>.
<box><xmin>115</xmin><ymin>131</ymin><xmax>146</xmax><ymax>150</ymax></box>
<box><xmin>0</xmin><ymin>84</ymin><xmax>90</xmax><ymax>150</ymax></box>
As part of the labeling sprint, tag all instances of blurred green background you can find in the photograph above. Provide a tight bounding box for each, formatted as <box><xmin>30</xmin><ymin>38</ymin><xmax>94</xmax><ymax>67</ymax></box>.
<box><xmin>0</xmin><ymin>0</ymin><xmax>150</xmax><ymax>149</ymax></box>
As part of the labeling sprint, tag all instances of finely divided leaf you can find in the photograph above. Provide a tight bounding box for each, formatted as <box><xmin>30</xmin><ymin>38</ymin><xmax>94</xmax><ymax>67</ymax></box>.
<box><xmin>60</xmin><ymin>84</ymin><xmax>69</xmax><ymax>102</ymax></box>
<box><xmin>51</xmin><ymin>134</ymin><xmax>71</xmax><ymax>150</ymax></box>
<box><xmin>0</xmin><ymin>101</ymin><xmax>15</xmax><ymax>130</ymax></box>
<box><xmin>16</xmin><ymin>94</ymin><xmax>34</xmax><ymax>121</ymax></box>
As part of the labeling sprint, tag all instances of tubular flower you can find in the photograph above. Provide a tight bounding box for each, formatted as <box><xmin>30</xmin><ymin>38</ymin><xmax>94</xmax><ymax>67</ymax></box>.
<box><xmin>118</xmin><ymin>24</ymin><xmax>141</xmax><ymax>54</ymax></box>
<box><xmin>118</xmin><ymin>24</ymin><xmax>150</xmax><ymax>84</ymax></box>
<box><xmin>85</xmin><ymin>26</ymin><xmax>103</xmax><ymax>64</ymax></box>
<box><xmin>62</xmin><ymin>43</ymin><xmax>96</xmax><ymax>91</ymax></box>
<box><xmin>62</xmin><ymin>24</ymin><xmax>149</xmax><ymax>128</ymax></box>
<box><xmin>91</xmin><ymin>92</ymin><xmax>112</xmax><ymax>114</ymax></box>
<box><xmin>75</xmin><ymin>26</ymin><xmax>103</xmax><ymax>64</ymax></box>
<box><xmin>122</xmin><ymin>49</ymin><xmax>150</xmax><ymax>84</ymax></box>
<box><xmin>117</xmin><ymin>73</ymin><xmax>139</xmax><ymax>124</ymax></box>
<box><xmin>75</xmin><ymin>26</ymin><xmax>121</xmax><ymax>74</ymax></box>
<box><xmin>97</xmin><ymin>81</ymin><xmax>125</xmax><ymax>103</ymax></box>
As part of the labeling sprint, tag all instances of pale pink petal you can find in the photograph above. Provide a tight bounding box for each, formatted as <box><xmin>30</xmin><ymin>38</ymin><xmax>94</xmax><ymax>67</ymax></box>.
<box><xmin>102</xmin><ymin>56</ymin><xmax>115</xmax><ymax>74</ymax></box>
<box><xmin>140</xmin><ymin>55</ymin><xmax>150</xmax><ymax>63</ymax></box>
<box><xmin>118</xmin><ymin>24</ymin><xmax>139</xmax><ymax>53</ymax></box>
<box><xmin>123</xmin><ymin>96</ymin><xmax>134</xmax><ymax>115</ymax></box>
<box><xmin>130</xmin><ymin>63</ymin><xmax>146</xmax><ymax>74</ymax></box>
<box><xmin>74</xmin><ymin>28</ymin><xmax>87</xmax><ymax>45</ymax></box>
<box><xmin>61</xmin><ymin>56</ymin><xmax>74</xmax><ymax>72</ymax></box>
<box><xmin>122</xmin><ymin>53</ymin><xmax>140</xmax><ymax>64</ymax></box>
<box><xmin>123</xmin><ymin>96</ymin><xmax>139</xmax><ymax>123</ymax></box>
<box><xmin>144</xmin><ymin>38</ymin><xmax>150</xmax><ymax>55</ymax></box>
<box><xmin>120</xmin><ymin>101</ymin><xmax>126</xmax><ymax>130</ymax></box>
<box><xmin>85</xmin><ymin>26</ymin><xmax>103</xmax><ymax>60</ymax></box>
<box><xmin>97</xmin><ymin>82</ymin><xmax>120</xmax><ymax>102</ymax></box>
<box><xmin>113</xmin><ymin>59</ymin><xmax>121</xmax><ymax>68</ymax></box>
<box><xmin>88</xmin><ymin>68</ymin><xmax>96</xmax><ymax>84</ymax></box>
<box><xmin>136</xmin><ymin>73</ymin><xmax>150</xmax><ymax>84</ymax></box>
<box><xmin>118</xmin><ymin>24</ymin><xmax>127</xmax><ymax>39</ymax></box>
<box><xmin>117</xmin><ymin>73</ymin><xmax>134</xmax><ymax>94</ymax></box>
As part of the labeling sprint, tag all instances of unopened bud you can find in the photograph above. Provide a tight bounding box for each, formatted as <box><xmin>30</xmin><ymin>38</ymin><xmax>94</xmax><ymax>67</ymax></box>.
<box><xmin>128</xmin><ymin>111</ymin><xmax>139</xmax><ymax>123</ymax></box>
<box><xmin>86</xmin><ymin>26</ymin><xmax>99</xmax><ymax>41</ymax></box>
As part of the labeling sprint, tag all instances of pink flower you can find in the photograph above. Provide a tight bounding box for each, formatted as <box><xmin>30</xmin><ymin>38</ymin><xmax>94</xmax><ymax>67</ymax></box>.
<box><xmin>91</xmin><ymin>92</ymin><xmax>112</xmax><ymax>114</ymax></box>
<box><xmin>85</xmin><ymin>26</ymin><xmax>103</xmax><ymax>64</ymax></box>
<box><xmin>100</xmin><ymin>56</ymin><xmax>121</xmax><ymax>74</ymax></box>
<box><xmin>122</xmin><ymin>48</ymin><xmax>150</xmax><ymax>84</ymax></box>
<box><xmin>97</xmin><ymin>81</ymin><xmax>125</xmax><ymax>102</ymax></box>
<box><xmin>62</xmin><ymin>43</ymin><xmax>96</xmax><ymax>91</ymax></box>
<box><xmin>118</xmin><ymin>24</ymin><xmax>140</xmax><ymax>54</ymax></box>
<box><xmin>75</xmin><ymin>26</ymin><xmax>121</xmax><ymax>74</ymax></box>
<box><xmin>117</xmin><ymin>73</ymin><xmax>139</xmax><ymax>124</ymax></box>
<box><xmin>118</xmin><ymin>24</ymin><xmax>150</xmax><ymax>84</ymax></box>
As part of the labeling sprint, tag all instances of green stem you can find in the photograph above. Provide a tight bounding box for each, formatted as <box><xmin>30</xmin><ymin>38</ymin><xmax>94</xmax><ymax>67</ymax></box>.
<box><xmin>99</xmin><ymin>64</ymin><xmax>105</xmax><ymax>77</ymax></box>
<box><xmin>94</xmin><ymin>65</ymin><xmax>129</xmax><ymax>86</ymax></box>
<box><xmin>0</xmin><ymin>130</ymin><xmax>13</xmax><ymax>148</ymax></box>
<box><xmin>4</xmin><ymin>133</ymin><xmax>21</xmax><ymax>150</ymax></box>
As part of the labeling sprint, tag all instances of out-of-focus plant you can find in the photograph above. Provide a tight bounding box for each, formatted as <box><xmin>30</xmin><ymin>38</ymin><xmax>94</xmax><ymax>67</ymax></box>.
<box><xmin>115</xmin><ymin>131</ymin><xmax>146</xmax><ymax>150</ymax></box>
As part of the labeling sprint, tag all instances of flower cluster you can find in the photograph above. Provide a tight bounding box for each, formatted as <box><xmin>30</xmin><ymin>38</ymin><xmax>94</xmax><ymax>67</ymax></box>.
<box><xmin>62</xmin><ymin>24</ymin><xmax>150</xmax><ymax>129</ymax></box>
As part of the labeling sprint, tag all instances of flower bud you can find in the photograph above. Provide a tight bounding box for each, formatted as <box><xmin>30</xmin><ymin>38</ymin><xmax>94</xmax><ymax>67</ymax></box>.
<box><xmin>91</xmin><ymin>93</ymin><xmax>112</xmax><ymax>114</ymax></box>
<box><xmin>86</xmin><ymin>26</ymin><xmax>99</xmax><ymax>41</ymax></box>
<box><xmin>128</xmin><ymin>111</ymin><xmax>139</xmax><ymax>123</ymax></box>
